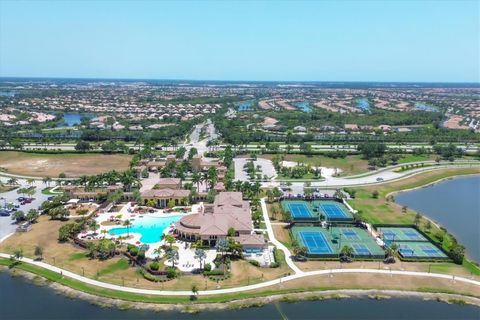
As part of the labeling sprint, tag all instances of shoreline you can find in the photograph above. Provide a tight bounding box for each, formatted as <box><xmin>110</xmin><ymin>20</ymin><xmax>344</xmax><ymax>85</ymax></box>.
<box><xmin>3</xmin><ymin>266</ymin><xmax>480</xmax><ymax>312</ymax></box>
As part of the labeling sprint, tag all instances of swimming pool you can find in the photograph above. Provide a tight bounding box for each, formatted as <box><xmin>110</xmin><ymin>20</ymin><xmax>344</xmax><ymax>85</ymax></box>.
<box><xmin>109</xmin><ymin>215</ymin><xmax>183</xmax><ymax>244</ymax></box>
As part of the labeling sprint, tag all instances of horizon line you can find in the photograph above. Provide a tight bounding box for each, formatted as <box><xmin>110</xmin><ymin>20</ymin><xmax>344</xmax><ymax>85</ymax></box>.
<box><xmin>0</xmin><ymin>76</ymin><xmax>479</xmax><ymax>85</ymax></box>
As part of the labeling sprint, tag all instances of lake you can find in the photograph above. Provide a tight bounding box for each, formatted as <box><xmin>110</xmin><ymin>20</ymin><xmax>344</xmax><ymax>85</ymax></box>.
<box><xmin>356</xmin><ymin>98</ymin><xmax>371</xmax><ymax>112</ymax></box>
<box><xmin>1</xmin><ymin>272</ymin><xmax>478</xmax><ymax>320</ymax></box>
<box><xmin>237</xmin><ymin>101</ymin><xmax>254</xmax><ymax>111</ymax></box>
<box><xmin>414</xmin><ymin>102</ymin><xmax>438</xmax><ymax>112</ymax></box>
<box><xmin>396</xmin><ymin>175</ymin><xmax>480</xmax><ymax>262</ymax></box>
<box><xmin>56</xmin><ymin>112</ymin><xmax>95</xmax><ymax>127</ymax></box>
<box><xmin>0</xmin><ymin>91</ymin><xmax>15</xmax><ymax>97</ymax></box>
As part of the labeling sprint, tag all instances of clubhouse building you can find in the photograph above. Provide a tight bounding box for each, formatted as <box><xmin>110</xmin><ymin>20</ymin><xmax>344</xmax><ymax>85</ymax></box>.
<box><xmin>174</xmin><ymin>192</ymin><xmax>267</xmax><ymax>250</ymax></box>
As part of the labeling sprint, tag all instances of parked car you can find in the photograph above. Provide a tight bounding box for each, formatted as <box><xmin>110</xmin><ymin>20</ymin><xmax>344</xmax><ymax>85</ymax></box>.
<box><xmin>0</xmin><ymin>210</ymin><xmax>10</xmax><ymax>217</ymax></box>
<box><xmin>17</xmin><ymin>197</ymin><xmax>25</xmax><ymax>202</ymax></box>
<box><xmin>376</xmin><ymin>177</ymin><xmax>384</xmax><ymax>182</ymax></box>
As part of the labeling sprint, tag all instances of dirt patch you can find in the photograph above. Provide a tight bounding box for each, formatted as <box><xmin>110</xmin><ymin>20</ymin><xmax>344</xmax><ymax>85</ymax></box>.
<box><xmin>0</xmin><ymin>152</ymin><xmax>132</xmax><ymax>177</ymax></box>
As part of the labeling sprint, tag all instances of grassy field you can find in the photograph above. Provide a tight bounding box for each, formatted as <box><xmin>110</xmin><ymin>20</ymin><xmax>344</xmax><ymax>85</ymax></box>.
<box><xmin>0</xmin><ymin>151</ymin><xmax>132</xmax><ymax>178</ymax></box>
<box><xmin>255</xmin><ymin>154</ymin><xmax>369</xmax><ymax>176</ymax></box>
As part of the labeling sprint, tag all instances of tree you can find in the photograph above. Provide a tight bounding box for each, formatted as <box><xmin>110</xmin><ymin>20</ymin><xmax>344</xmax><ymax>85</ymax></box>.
<box><xmin>227</xmin><ymin>227</ymin><xmax>236</xmax><ymax>237</ymax></box>
<box><xmin>75</xmin><ymin>141</ymin><xmax>91</xmax><ymax>152</ymax></box>
<box><xmin>371</xmin><ymin>190</ymin><xmax>379</xmax><ymax>199</ymax></box>
<box><xmin>414</xmin><ymin>213</ymin><xmax>422</xmax><ymax>226</ymax></box>
<box><xmin>449</xmin><ymin>244</ymin><xmax>465</xmax><ymax>264</ymax></box>
<box><xmin>26</xmin><ymin>209</ymin><xmax>39</xmax><ymax>223</ymax></box>
<box><xmin>166</xmin><ymin>248</ymin><xmax>179</xmax><ymax>268</ymax></box>
<box><xmin>191</xmin><ymin>284</ymin><xmax>199</xmax><ymax>300</ymax></box>
<box><xmin>7</xmin><ymin>177</ymin><xmax>18</xmax><ymax>185</ymax></box>
<box><xmin>164</xmin><ymin>234</ymin><xmax>175</xmax><ymax>248</ymax></box>
<box><xmin>340</xmin><ymin>245</ymin><xmax>354</xmax><ymax>262</ymax></box>
<box><xmin>122</xmin><ymin>220</ymin><xmax>132</xmax><ymax>237</ymax></box>
<box><xmin>11</xmin><ymin>210</ymin><xmax>25</xmax><ymax>223</ymax></box>
<box><xmin>42</xmin><ymin>177</ymin><xmax>52</xmax><ymax>187</ymax></box>
<box><xmin>12</xmin><ymin>248</ymin><xmax>23</xmax><ymax>262</ymax></box>
<box><xmin>34</xmin><ymin>245</ymin><xmax>43</xmax><ymax>260</ymax></box>
<box><xmin>401</xmin><ymin>205</ymin><xmax>408</xmax><ymax>213</ymax></box>
<box><xmin>89</xmin><ymin>220</ymin><xmax>100</xmax><ymax>235</ymax></box>
<box><xmin>192</xmin><ymin>171</ymin><xmax>202</xmax><ymax>192</ymax></box>
<box><xmin>194</xmin><ymin>248</ymin><xmax>207</xmax><ymax>270</ymax></box>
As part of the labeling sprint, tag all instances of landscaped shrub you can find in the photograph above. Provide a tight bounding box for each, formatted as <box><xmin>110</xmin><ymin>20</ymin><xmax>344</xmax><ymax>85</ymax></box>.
<box><xmin>203</xmin><ymin>263</ymin><xmax>212</xmax><ymax>272</ymax></box>
<box><xmin>137</xmin><ymin>250</ymin><xmax>145</xmax><ymax>260</ymax></box>
<box><xmin>166</xmin><ymin>267</ymin><xmax>177</xmax><ymax>279</ymax></box>
<box><xmin>150</xmin><ymin>261</ymin><xmax>160</xmax><ymax>271</ymax></box>
<box><xmin>129</xmin><ymin>247</ymin><xmax>139</xmax><ymax>256</ymax></box>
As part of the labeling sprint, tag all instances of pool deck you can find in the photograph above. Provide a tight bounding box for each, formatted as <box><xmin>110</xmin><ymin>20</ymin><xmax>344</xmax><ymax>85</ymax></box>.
<box><xmin>83</xmin><ymin>202</ymin><xmax>218</xmax><ymax>272</ymax></box>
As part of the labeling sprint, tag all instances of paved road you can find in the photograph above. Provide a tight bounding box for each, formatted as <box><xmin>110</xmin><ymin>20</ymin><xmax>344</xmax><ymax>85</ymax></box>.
<box><xmin>263</xmin><ymin>162</ymin><xmax>480</xmax><ymax>192</ymax></box>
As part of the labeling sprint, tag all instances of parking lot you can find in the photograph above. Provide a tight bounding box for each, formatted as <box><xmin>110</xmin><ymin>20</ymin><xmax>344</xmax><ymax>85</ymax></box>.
<box><xmin>0</xmin><ymin>176</ymin><xmax>50</xmax><ymax>240</ymax></box>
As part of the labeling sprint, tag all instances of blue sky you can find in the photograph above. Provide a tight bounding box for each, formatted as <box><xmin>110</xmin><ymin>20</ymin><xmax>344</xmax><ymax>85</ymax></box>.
<box><xmin>0</xmin><ymin>0</ymin><xmax>478</xmax><ymax>82</ymax></box>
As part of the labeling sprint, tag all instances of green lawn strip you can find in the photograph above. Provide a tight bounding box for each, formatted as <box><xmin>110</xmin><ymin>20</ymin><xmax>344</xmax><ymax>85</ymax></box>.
<box><xmin>0</xmin><ymin>185</ymin><xmax>17</xmax><ymax>193</ymax></box>
<box><xmin>42</xmin><ymin>187</ymin><xmax>63</xmax><ymax>195</ymax></box>
<box><xmin>68</xmin><ymin>252</ymin><xmax>88</xmax><ymax>261</ymax></box>
<box><xmin>96</xmin><ymin>258</ymin><xmax>129</xmax><ymax>278</ymax></box>
<box><xmin>462</xmin><ymin>259</ymin><xmax>480</xmax><ymax>276</ymax></box>
<box><xmin>1</xmin><ymin>258</ymin><xmax>479</xmax><ymax>304</ymax></box>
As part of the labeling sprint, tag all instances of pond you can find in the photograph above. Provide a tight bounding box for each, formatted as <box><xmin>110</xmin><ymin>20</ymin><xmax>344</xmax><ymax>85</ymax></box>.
<box><xmin>0</xmin><ymin>91</ymin><xmax>15</xmax><ymax>97</ymax></box>
<box><xmin>356</xmin><ymin>98</ymin><xmax>371</xmax><ymax>112</ymax></box>
<box><xmin>55</xmin><ymin>112</ymin><xmax>95</xmax><ymax>127</ymax></box>
<box><xmin>414</xmin><ymin>102</ymin><xmax>438</xmax><ymax>112</ymax></box>
<box><xmin>236</xmin><ymin>101</ymin><xmax>254</xmax><ymax>111</ymax></box>
<box><xmin>395</xmin><ymin>175</ymin><xmax>480</xmax><ymax>262</ymax></box>
<box><xmin>294</xmin><ymin>101</ymin><xmax>312</xmax><ymax>112</ymax></box>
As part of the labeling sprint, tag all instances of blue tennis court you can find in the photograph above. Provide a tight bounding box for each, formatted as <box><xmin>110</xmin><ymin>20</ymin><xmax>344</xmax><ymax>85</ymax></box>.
<box><xmin>341</xmin><ymin>228</ymin><xmax>360</xmax><ymax>240</ymax></box>
<box><xmin>420</xmin><ymin>245</ymin><xmax>444</xmax><ymax>257</ymax></box>
<box><xmin>286</xmin><ymin>202</ymin><xmax>313</xmax><ymax>219</ymax></box>
<box><xmin>352</xmin><ymin>244</ymin><xmax>371</xmax><ymax>255</ymax></box>
<box><xmin>398</xmin><ymin>244</ymin><xmax>415</xmax><ymax>257</ymax></box>
<box><xmin>299</xmin><ymin>231</ymin><xmax>333</xmax><ymax>254</ymax></box>
<box><xmin>403</xmin><ymin>230</ymin><xmax>424</xmax><ymax>241</ymax></box>
<box><xmin>319</xmin><ymin>203</ymin><xmax>349</xmax><ymax>219</ymax></box>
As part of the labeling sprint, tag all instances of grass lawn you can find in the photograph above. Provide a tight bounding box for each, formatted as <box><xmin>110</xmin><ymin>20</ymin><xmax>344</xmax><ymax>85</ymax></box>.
<box><xmin>41</xmin><ymin>187</ymin><xmax>62</xmax><ymax>195</ymax></box>
<box><xmin>397</xmin><ymin>154</ymin><xmax>437</xmax><ymax>164</ymax></box>
<box><xmin>257</xmin><ymin>154</ymin><xmax>369</xmax><ymax>176</ymax></box>
<box><xmin>0</xmin><ymin>151</ymin><xmax>132</xmax><ymax>178</ymax></box>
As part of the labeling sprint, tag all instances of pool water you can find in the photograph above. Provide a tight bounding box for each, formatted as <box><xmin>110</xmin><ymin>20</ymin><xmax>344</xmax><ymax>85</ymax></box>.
<box><xmin>109</xmin><ymin>215</ymin><xmax>183</xmax><ymax>244</ymax></box>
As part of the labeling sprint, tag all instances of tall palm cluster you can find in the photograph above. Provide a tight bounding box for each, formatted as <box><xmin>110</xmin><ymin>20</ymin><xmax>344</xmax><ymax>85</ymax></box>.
<box><xmin>77</xmin><ymin>169</ymin><xmax>140</xmax><ymax>192</ymax></box>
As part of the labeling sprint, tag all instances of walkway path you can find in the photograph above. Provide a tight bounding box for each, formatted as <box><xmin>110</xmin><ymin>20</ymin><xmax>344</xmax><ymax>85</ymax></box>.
<box><xmin>260</xmin><ymin>197</ymin><xmax>303</xmax><ymax>274</ymax></box>
<box><xmin>0</xmin><ymin>253</ymin><xmax>478</xmax><ymax>296</ymax></box>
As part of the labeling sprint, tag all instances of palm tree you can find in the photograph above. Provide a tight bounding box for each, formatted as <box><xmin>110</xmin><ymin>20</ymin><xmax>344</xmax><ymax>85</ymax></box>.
<box><xmin>153</xmin><ymin>247</ymin><xmax>162</xmax><ymax>261</ymax></box>
<box><xmin>166</xmin><ymin>248</ymin><xmax>179</xmax><ymax>268</ymax></box>
<box><xmin>164</xmin><ymin>234</ymin><xmax>175</xmax><ymax>248</ymax></box>
<box><xmin>7</xmin><ymin>177</ymin><xmax>18</xmax><ymax>185</ymax></box>
<box><xmin>194</xmin><ymin>248</ymin><xmax>207</xmax><ymax>270</ymax></box>
<box><xmin>192</xmin><ymin>171</ymin><xmax>202</xmax><ymax>192</ymax></box>
<box><xmin>89</xmin><ymin>220</ymin><xmax>100</xmax><ymax>235</ymax></box>
<box><xmin>123</xmin><ymin>220</ymin><xmax>132</xmax><ymax>237</ymax></box>
<box><xmin>100</xmin><ymin>229</ymin><xmax>108</xmax><ymax>239</ymax></box>
<box><xmin>27</xmin><ymin>178</ymin><xmax>35</xmax><ymax>187</ymax></box>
